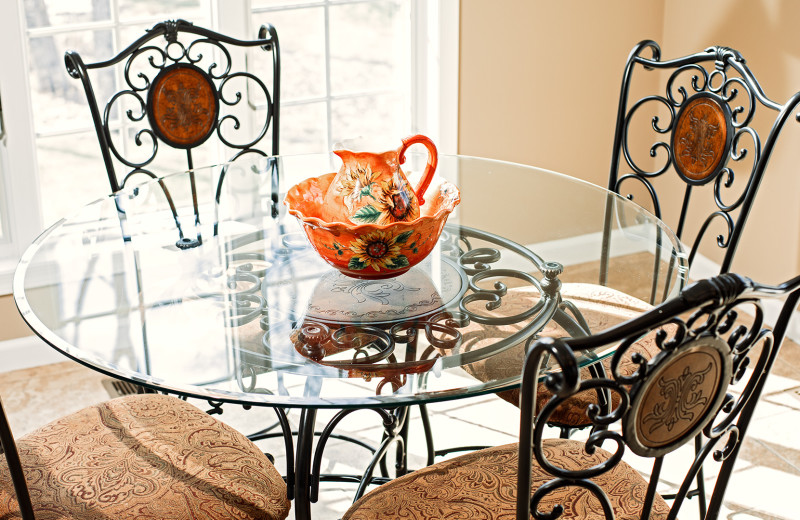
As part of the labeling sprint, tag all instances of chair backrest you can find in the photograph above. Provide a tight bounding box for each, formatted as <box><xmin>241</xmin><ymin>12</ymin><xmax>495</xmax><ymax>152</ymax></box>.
<box><xmin>65</xmin><ymin>19</ymin><xmax>280</xmax><ymax>193</ymax></box>
<box><xmin>0</xmin><ymin>395</ymin><xmax>35</xmax><ymax>519</ymax></box>
<box><xmin>518</xmin><ymin>272</ymin><xmax>800</xmax><ymax>519</ymax></box>
<box><xmin>605</xmin><ymin>41</ymin><xmax>800</xmax><ymax>278</ymax></box>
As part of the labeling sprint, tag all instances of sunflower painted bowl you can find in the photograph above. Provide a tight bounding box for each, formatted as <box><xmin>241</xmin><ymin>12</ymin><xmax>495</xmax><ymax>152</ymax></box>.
<box><xmin>285</xmin><ymin>172</ymin><xmax>460</xmax><ymax>279</ymax></box>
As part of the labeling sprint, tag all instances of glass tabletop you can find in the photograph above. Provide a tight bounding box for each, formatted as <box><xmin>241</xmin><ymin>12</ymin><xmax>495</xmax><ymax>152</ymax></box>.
<box><xmin>13</xmin><ymin>154</ymin><xmax>687</xmax><ymax>408</ymax></box>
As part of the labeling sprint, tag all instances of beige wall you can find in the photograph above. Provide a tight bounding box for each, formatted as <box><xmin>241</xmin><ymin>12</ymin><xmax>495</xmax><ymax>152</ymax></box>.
<box><xmin>0</xmin><ymin>294</ymin><xmax>34</xmax><ymax>341</ymax></box>
<box><xmin>459</xmin><ymin>1</ymin><xmax>665</xmax><ymax>185</ymax></box>
<box><xmin>659</xmin><ymin>0</ymin><xmax>800</xmax><ymax>282</ymax></box>
<box><xmin>459</xmin><ymin>0</ymin><xmax>800</xmax><ymax>285</ymax></box>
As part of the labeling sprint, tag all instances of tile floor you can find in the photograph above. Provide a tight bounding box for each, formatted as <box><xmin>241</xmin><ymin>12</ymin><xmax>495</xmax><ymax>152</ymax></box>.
<box><xmin>2</xmin><ymin>333</ymin><xmax>800</xmax><ymax>519</ymax></box>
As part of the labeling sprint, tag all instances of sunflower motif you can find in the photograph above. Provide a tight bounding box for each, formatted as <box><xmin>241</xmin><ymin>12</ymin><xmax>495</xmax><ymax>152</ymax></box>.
<box><xmin>347</xmin><ymin>229</ymin><xmax>413</xmax><ymax>272</ymax></box>
<box><xmin>335</xmin><ymin>164</ymin><xmax>379</xmax><ymax>213</ymax></box>
<box><xmin>374</xmin><ymin>177</ymin><xmax>420</xmax><ymax>224</ymax></box>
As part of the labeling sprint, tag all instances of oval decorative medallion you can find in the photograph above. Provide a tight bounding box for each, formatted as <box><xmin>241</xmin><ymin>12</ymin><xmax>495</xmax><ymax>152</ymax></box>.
<box><xmin>671</xmin><ymin>93</ymin><xmax>733</xmax><ymax>185</ymax></box>
<box><xmin>624</xmin><ymin>335</ymin><xmax>731</xmax><ymax>457</ymax></box>
<box><xmin>147</xmin><ymin>63</ymin><xmax>219</xmax><ymax>148</ymax></box>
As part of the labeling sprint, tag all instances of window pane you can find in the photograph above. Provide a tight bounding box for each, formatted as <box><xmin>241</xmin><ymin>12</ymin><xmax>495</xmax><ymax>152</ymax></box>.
<box><xmin>37</xmin><ymin>132</ymin><xmax>109</xmax><ymax>226</ymax></box>
<box><xmin>28</xmin><ymin>30</ymin><xmax>116</xmax><ymax>133</ymax></box>
<box><xmin>117</xmin><ymin>18</ymin><xmax>212</xmax><ymax>47</ymax></box>
<box><xmin>117</xmin><ymin>0</ymin><xmax>207</xmax><ymax>22</ymax></box>
<box><xmin>253</xmin><ymin>8</ymin><xmax>326</xmax><ymax>101</ymax></box>
<box><xmin>0</xmin><ymin>142</ymin><xmax>7</xmax><ymax>241</ymax></box>
<box><xmin>38</xmin><ymin>129</ymin><xmax>217</xmax><ymax>226</ymax></box>
<box><xmin>24</xmin><ymin>0</ymin><xmax>112</xmax><ymax>29</ymax></box>
<box><xmin>252</xmin><ymin>0</ymin><xmax>309</xmax><ymax>8</ymax></box>
<box><xmin>277</xmin><ymin>102</ymin><xmax>327</xmax><ymax>154</ymax></box>
<box><xmin>330</xmin><ymin>93</ymin><xmax>405</xmax><ymax>147</ymax></box>
<box><xmin>108</xmin><ymin>127</ymin><xmax>219</xmax><ymax>178</ymax></box>
<box><xmin>329</xmin><ymin>1</ymin><xmax>409</xmax><ymax>95</ymax></box>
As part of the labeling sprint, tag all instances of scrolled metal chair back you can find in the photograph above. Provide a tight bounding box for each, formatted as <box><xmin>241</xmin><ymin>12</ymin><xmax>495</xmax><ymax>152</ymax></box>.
<box><xmin>603</xmin><ymin>41</ymin><xmax>800</xmax><ymax>296</ymax></box>
<box><xmin>518</xmin><ymin>272</ymin><xmax>800</xmax><ymax>520</ymax></box>
<box><xmin>65</xmin><ymin>19</ymin><xmax>280</xmax><ymax>193</ymax></box>
<box><xmin>64</xmin><ymin>19</ymin><xmax>281</xmax><ymax>248</ymax></box>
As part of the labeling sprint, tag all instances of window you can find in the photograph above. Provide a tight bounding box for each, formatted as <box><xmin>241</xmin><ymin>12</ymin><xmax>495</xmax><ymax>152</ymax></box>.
<box><xmin>0</xmin><ymin>97</ymin><xmax>9</xmax><ymax>243</ymax></box>
<box><xmin>0</xmin><ymin>0</ymin><xmax>458</xmax><ymax>293</ymax></box>
<box><xmin>252</xmin><ymin>1</ymin><xmax>415</xmax><ymax>154</ymax></box>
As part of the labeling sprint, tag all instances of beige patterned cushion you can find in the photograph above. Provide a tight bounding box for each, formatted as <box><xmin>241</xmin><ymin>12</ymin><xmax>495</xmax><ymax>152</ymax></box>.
<box><xmin>461</xmin><ymin>283</ymin><xmax>658</xmax><ymax>427</ymax></box>
<box><xmin>343</xmin><ymin>439</ymin><xmax>670</xmax><ymax>520</ymax></box>
<box><xmin>0</xmin><ymin>394</ymin><xmax>290</xmax><ymax>520</ymax></box>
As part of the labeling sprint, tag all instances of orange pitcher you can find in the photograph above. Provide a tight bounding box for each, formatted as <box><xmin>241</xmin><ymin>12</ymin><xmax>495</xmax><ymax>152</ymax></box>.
<box><xmin>321</xmin><ymin>134</ymin><xmax>438</xmax><ymax>225</ymax></box>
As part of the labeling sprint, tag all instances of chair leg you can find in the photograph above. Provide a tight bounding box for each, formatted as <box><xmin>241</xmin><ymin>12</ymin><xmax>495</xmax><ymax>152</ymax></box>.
<box><xmin>396</xmin><ymin>407</ymin><xmax>410</xmax><ymax>476</ymax></box>
<box><xmin>694</xmin><ymin>434</ymin><xmax>708</xmax><ymax>518</ymax></box>
<box><xmin>416</xmin><ymin>403</ymin><xmax>490</xmax><ymax>464</ymax></box>
<box><xmin>419</xmin><ymin>403</ymin><xmax>436</xmax><ymax>466</ymax></box>
<box><xmin>660</xmin><ymin>435</ymin><xmax>709</xmax><ymax>515</ymax></box>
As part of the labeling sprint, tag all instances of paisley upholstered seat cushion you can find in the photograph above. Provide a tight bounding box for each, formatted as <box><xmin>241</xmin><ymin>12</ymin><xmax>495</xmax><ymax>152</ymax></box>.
<box><xmin>343</xmin><ymin>439</ymin><xmax>670</xmax><ymax>520</ymax></box>
<box><xmin>0</xmin><ymin>394</ymin><xmax>290</xmax><ymax>520</ymax></box>
<box><xmin>559</xmin><ymin>283</ymin><xmax>654</xmax><ymax>314</ymax></box>
<box><xmin>461</xmin><ymin>283</ymin><xmax>657</xmax><ymax>427</ymax></box>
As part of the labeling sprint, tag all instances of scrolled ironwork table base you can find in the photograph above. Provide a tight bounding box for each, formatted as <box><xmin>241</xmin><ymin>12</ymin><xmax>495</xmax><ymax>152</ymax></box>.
<box><xmin>217</xmin><ymin>225</ymin><xmax>589</xmax><ymax>515</ymax></box>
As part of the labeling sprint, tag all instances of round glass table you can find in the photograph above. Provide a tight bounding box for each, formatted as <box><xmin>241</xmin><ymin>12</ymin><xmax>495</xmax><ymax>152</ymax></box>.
<box><xmin>13</xmin><ymin>153</ymin><xmax>686</xmax><ymax>518</ymax></box>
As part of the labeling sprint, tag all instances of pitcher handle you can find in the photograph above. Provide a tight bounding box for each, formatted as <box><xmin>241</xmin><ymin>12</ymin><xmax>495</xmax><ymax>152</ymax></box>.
<box><xmin>398</xmin><ymin>134</ymin><xmax>438</xmax><ymax>206</ymax></box>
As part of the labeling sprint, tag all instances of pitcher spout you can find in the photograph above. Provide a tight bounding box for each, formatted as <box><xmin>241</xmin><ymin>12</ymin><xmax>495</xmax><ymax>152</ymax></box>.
<box><xmin>333</xmin><ymin>149</ymin><xmax>355</xmax><ymax>163</ymax></box>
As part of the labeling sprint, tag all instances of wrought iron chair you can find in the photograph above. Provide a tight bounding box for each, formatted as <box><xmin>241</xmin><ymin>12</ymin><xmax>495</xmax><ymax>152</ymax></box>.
<box><xmin>0</xmin><ymin>393</ymin><xmax>290</xmax><ymax>519</ymax></box>
<box><xmin>598</xmin><ymin>40</ymin><xmax>800</xmax><ymax>302</ymax></box>
<box><xmin>62</xmin><ymin>20</ymin><xmax>282</xmax><ymax>406</ymax></box>
<box><xmin>64</xmin><ymin>18</ymin><xmax>280</xmax><ymax>248</ymax></box>
<box><xmin>547</xmin><ymin>40</ymin><xmax>800</xmax><ymax>433</ymax></box>
<box><xmin>343</xmin><ymin>272</ymin><xmax>800</xmax><ymax>519</ymax></box>
<box><xmin>468</xmin><ymin>40</ymin><xmax>800</xmax><ymax>429</ymax></box>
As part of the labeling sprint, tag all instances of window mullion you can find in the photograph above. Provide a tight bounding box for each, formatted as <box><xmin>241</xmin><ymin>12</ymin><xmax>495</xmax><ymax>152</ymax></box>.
<box><xmin>409</xmin><ymin>0</ymin><xmax>424</xmax><ymax>136</ymax></box>
<box><xmin>251</xmin><ymin>0</ymin><xmax>375</xmax><ymax>15</ymax></box>
<box><xmin>0</xmin><ymin>0</ymin><xmax>43</xmax><ymax>261</ymax></box>
<box><xmin>323</xmin><ymin>1</ymin><xmax>333</xmax><ymax>151</ymax></box>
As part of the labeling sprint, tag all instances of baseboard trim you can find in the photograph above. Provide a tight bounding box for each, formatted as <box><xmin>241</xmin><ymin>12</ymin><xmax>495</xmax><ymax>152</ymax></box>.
<box><xmin>526</xmin><ymin>225</ymin><xmax>655</xmax><ymax>269</ymax></box>
<box><xmin>0</xmin><ymin>335</ymin><xmax>66</xmax><ymax>373</ymax></box>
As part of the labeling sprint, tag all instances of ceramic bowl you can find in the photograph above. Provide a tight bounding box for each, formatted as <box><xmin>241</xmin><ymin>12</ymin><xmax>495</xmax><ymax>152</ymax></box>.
<box><xmin>285</xmin><ymin>172</ymin><xmax>460</xmax><ymax>279</ymax></box>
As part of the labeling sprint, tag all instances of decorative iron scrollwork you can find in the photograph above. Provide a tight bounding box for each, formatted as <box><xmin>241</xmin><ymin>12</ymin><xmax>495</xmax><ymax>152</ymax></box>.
<box><xmin>104</xmin><ymin>34</ymin><xmax>272</xmax><ymax>169</ymax></box>
<box><xmin>520</xmin><ymin>273</ymin><xmax>788</xmax><ymax>519</ymax></box>
<box><xmin>211</xmin><ymin>225</ymin><xmax>560</xmax><ymax>397</ymax></box>
<box><xmin>66</xmin><ymin>19</ymin><xmax>279</xmax><ymax>195</ymax></box>
<box><xmin>612</xmin><ymin>43</ymin><xmax>794</xmax><ymax>269</ymax></box>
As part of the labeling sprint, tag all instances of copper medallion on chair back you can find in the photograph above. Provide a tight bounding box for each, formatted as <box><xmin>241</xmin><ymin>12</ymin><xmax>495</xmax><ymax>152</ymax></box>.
<box><xmin>147</xmin><ymin>63</ymin><xmax>219</xmax><ymax>148</ymax></box>
<box><xmin>670</xmin><ymin>92</ymin><xmax>734</xmax><ymax>185</ymax></box>
<box><xmin>624</xmin><ymin>335</ymin><xmax>732</xmax><ymax>457</ymax></box>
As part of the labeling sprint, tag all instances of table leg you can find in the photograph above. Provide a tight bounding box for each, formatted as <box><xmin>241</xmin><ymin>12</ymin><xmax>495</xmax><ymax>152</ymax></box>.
<box><xmin>294</xmin><ymin>407</ymin><xmax>317</xmax><ymax>520</ymax></box>
<box><xmin>395</xmin><ymin>406</ymin><xmax>409</xmax><ymax>476</ymax></box>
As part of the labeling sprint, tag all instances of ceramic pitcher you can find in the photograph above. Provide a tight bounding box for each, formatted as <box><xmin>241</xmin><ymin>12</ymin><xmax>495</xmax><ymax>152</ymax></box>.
<box><xmin>321</xmin><ymin>134</ymin><xmax>438</xmax><ymax>225</ymax></box>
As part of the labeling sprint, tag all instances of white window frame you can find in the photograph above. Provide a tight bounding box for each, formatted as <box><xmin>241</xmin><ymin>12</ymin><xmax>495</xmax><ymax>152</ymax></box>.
<box><xmin>412</xmin><ymin>0</ymin><xmax>458</xmax><ymax>155</ymax></box>
<box><xmin>0</xmin><ymin>0</ymin><xmax>458</xmax><ymax>295</ymax></box>
<box><xmin>0</xmin><ymin>0</ymin><xmax>44</xmax><ymax>289</ymax></box>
